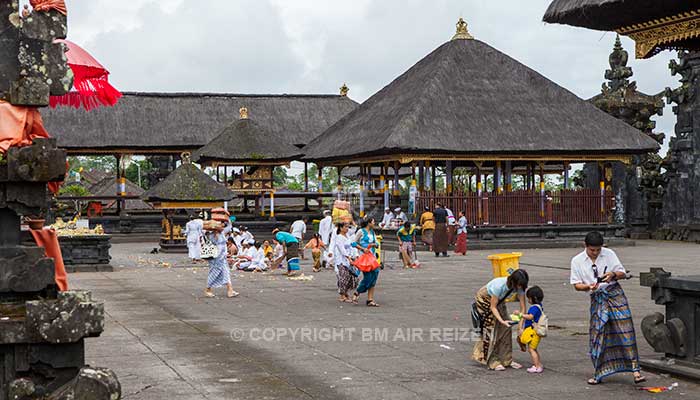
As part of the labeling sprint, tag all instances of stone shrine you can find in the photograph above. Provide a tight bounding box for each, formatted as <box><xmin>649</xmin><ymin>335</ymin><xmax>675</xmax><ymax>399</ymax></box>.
<box><xmin>0</xmin><ymin>1</ymin><xmax>120</xmax><ymax>398</ymax></box>
<box><xmin>586</xmin><ymin>36</ymin><xmax>665</xmax><ymax>238</ymax></box>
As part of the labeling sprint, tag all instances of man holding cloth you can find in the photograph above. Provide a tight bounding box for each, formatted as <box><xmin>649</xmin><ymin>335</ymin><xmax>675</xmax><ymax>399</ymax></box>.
<box><xmin>570</xmin><ymin>231</ymin><xmax>645</xmax><ymax>385</ymax></box>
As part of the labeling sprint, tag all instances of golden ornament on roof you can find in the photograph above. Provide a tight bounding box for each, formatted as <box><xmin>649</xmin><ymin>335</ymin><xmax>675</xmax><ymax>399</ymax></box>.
<box><xmin>452</xmin><ymin>17</ymin><xmax>474</xmax><ymax>40</ymax></box>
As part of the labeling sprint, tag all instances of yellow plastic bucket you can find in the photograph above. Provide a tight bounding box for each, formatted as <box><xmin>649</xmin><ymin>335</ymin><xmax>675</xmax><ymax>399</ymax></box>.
<box><xmin>487</xmin><ymin>252</ymin><xmax>522</xmax><ymax>278</ymax></box>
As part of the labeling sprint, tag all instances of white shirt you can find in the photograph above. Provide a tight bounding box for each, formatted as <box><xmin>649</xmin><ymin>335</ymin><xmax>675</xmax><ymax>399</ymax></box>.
<box><xmin>457</xmin><ymin>216</ymin><xmax>468</xmax><ymax>234</ymax></box>
<box><xmin>380</xmin><ymin>212</ymin><xmax>393</xmax><ymax>227</ymax></box>
<box><xmin>395</xmin><ymin>212</ymin><xmax>408</xmax><ymax>222</ymax></box>
<box><xmin>240</xmin><ymin>231</ymin><xmax>253</xmax><ymax>243</ymax></box>
<box><xmin>291</xmin><ymin>220</ymin><xmax>307</xmax><ymax>239</ymax></box>
<box><xmin>446</xmin><ymin>209</ymin><xmax>456</xmax><ymax>225</ymax></box>
<box><xmin>319</xmin><ymin>216</ymin><xmax>333</xmax><ymax>244</ymax></box>
<box><xmin>570</xmin><ymin>247</ymin><xmax>625</xmax><ymax>292</ymax></box>
<box><xmin>331</xmin><ymin>233</ymin><xmax>353</xmax><ymax>267</ymax></box>
<box><xmin>251</xmin><ymin>247</ymin><xmax>267</xmax><ymax>269</ymax></box>
<box><xmin>233</xmin><ymin>234</ymin><xmax>243</xmax><ymax>249</ymax></box>
<box><xmin>184</xmin><ymin>219</ymin><xmax>203</xmax><ymax>243</ymax></box>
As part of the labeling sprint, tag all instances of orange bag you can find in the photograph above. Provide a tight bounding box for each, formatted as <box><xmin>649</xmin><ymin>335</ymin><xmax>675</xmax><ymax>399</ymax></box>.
<box><xmin>353</xmin><ymin>252</ymin><xmax>380</xmax><ymax>272</ymax></box>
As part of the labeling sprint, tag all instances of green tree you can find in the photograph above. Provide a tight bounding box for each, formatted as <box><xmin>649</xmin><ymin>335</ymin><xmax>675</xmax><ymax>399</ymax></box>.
<box><xmin>67</xmin><ymin>156</ymin><xmax>115</xmax><ymax>176</ymax></box>
<box><xmin>124</xmin><ymin>159</ymin><xmax>155</xmax><ymax>189</ymax></box>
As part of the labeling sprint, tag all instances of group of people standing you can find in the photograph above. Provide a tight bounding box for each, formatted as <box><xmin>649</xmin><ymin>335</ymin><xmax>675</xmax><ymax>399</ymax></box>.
<box><xmin>471</xmin><ymin>231</ymin><xmax>645</xmax><ymax>385</ymax></box>
<box><xmin>419</xmin><ymin>203</ymin><xmax>469</xmax><ymax>257</ymax></box>
<box><xmin>185</xmin><ymin>207</ymin><xmax>645</xmax><ymax>385</ymax></box>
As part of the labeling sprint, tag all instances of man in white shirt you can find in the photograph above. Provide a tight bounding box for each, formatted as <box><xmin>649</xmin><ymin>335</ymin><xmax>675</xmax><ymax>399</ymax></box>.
<box><xmin>231</xmin><ymin>228</ymin><xmax>243</xmax><ymax>250</ymax></box>
<box><xmin>569</xmin><ymin>231</ymin><xmax>644</xmax><ymax>385</ymax></box>
<box><xmin>290</xmin><ymin>217</ymin><xmax>308</xmax><ymax>260</ymax></box>
<box><xmin>379</xmin><ymin>207</ymin><xmax>393</xmax><ymax>229</ymax></box>
<box><xmin>318</xmin><ymin>210</ymin><xmax>333</xmax><ymax>268</ymax></box>
<box><xmin>394</xmin><ymin>207</ymin><xmax>408</xmax><ymax>224</ymax></box>
<box><xmin>240</xmin><ymin>226</ymin><xmax>254</xmax><ymax>243</ymax></box>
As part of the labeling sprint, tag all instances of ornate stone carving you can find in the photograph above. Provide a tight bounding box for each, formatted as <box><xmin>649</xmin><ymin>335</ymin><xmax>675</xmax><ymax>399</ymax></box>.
<box><xmin>0</xmin><ymin>2</ymin><xmax>120</xmax><ymax>399</ymax></box>
<box><xmin>587</xmin><ymin>37</ymin><xmax>665</xmax><ymax>237</ymax></box>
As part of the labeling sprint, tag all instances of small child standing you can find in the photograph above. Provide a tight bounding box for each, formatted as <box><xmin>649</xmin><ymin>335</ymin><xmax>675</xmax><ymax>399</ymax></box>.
<box><xmin>517</xmin><ymin>285</ymin><xmax>544</xmax><ymax>373</ymax></box>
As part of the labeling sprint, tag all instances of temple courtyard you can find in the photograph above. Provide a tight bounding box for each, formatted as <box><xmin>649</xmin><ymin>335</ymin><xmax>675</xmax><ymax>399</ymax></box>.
<box><xmin>73</xmin><ymin>240</ymin><xmax>700</xmax><ymax>400</ymax></box>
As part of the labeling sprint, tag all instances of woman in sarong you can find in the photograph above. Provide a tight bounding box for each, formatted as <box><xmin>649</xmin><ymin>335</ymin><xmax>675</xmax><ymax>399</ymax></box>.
<box><xmin>419</xmin><ymin>207</ymin><xmax>435</xmax><ymax>249</ymax></box>
<box><xmin>329</xmin><ymin>222</ymin><xmax>358</xmax><ymax>302</ymax></box>
<box><xmin>352</xmin><ymin>217</ymin><xmax>380</xmax><ymax>307</ymax></box>
<box><xmin>203</xmin><ymin>222</ymin><xmax>238</xmax><ymax>298</ymax></box>
<box><xmin>472</xmin><ymin>270</ymin><xmax>529</xmax><ymax>370</ymax></box>
<box><xmin>454</xmin><ymin>211</ymin><xmax>468</xmax><ymax>255</ymax></box>
<box><xmin>570</xmin><ymin>231</ymin><xmax>645</xmax><ymax>385</ymax></box>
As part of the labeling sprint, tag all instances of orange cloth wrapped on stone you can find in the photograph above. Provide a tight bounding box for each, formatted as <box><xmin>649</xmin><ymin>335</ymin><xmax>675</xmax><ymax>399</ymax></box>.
<box><xmin>0</xmin><ymin>100</ymin><xmax>49</xmax><ymax>154</ymax></box>
<box><xmin>30</xmin><ymin>229</ymin><xmax>69</xmax><ymax>291</ymax></box>
<box><xmin>29</xmin><ymin>0</ymin><xmax>67</xmax><ymax>15</ymax></box>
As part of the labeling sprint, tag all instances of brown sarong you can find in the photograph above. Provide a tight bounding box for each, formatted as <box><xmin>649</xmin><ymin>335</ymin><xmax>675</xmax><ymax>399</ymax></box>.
<box><xmin>433</xmin><ymin>222</ymin><xmax>448</xmax><ymax>253</ymax></box>
<box><xmin>472</xmin><ymin>286</ymin><xmax>513</xmax><ymax>369</ymax></box>
<box><xmin>421</xmin><ymin>228</ymin><xmax>434</xmax><ymax>245</ymax></box>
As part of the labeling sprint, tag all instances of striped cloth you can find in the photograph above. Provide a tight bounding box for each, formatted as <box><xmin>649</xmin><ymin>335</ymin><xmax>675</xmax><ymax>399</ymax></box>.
<box><xmin>206</xmin><ymin>233</ymin><xmax>230</xmax><ymax>288</ymax></box>
<box><xmin>589</xmin><ymin>282</ymin><xmax>640</xmax><ymax>382</ymax></box>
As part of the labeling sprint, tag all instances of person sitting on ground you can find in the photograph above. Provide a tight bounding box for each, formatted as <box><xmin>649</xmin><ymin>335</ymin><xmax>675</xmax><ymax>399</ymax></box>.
<box><xmin>226</xmin><ymin>237</ymin><xmax>238</xmax><ymax>267</ymax></box>
<box><xmin>231</xmin><ymin>228</ymin><xmax>243</xmax><ymax>250</ymax></box>
<box><xmin>262</xmin><ymin>240</ymin><xmax>273</xmax><ymax>260</ymax></box>
<box><xmin>233</xmin><ymin>240</ymin><xmax>256</xmax><ymax>270</ymax></box>
<box><xmin>245</xmin><ymin>241</ymin><xmax>268</xmax><ymax>272</ymax></box>
<box><xmin>396</xmin><ymin>221</ymin><xmax>417</xmax><ymax>268</ymax></box>
<box><xmin>239</xmin><ymin>226</ymin><xmax>254</xmax><ymax>243</ymax></box>
<box><xmin>304</xmin><ymin>233</ymin><xmax>327</xmax><ymax>272</ymax></box>
<box><xmin>394</xmin><ymin>207</ymin><xmax>408</xmax><ymax>226</ymax></box>
<box><xmin>517</xmin><ymin>285</ymin><xmax>545</xmax><ymax>374</ymax></box>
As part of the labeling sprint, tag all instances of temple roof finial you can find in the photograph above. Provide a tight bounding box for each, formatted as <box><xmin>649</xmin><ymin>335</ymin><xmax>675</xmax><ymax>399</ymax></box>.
<box><xmin>604</xmin><ymin>35</ymin><xmax>633</xmax><ymax>92</ymax></box>
<box><xmin>340</xmin><ymin>83</ymin><xmax>349</xmax><ymax>97</ymax></box>
<box><xmin>239</xmin><ymin>107</ymin><xmax>249</xmax><ymax>120</ymax></box>
<box><xmin>452</xmin><ymin>17</ymin><xmax>473</xmax><ymax>40</ymax></box>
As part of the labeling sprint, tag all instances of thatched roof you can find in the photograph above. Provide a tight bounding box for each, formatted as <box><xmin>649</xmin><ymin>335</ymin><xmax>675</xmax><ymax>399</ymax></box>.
<box><xmin>42</xmin><ymin>92</ymin><xmax>358</xmax><ymax>153</ymax></box>
<box><xmin>89</xmin><ymin>177</ymin><xmax>152</xmax><ymax>210</ymax></box>
<box><xmin>142</xmin><ymin>162</ymin><xmax>234</xmax><ymax>203</ymax></box>
<box><xmin>542</xmin><ymin>0</ymin><xmax>700</xmax><ymax>31</ymax></box>
<box><xmin>192</xmin><ymin>114</ymin><xmax>303</xmax><ymax>165</ymax></box>
<box><xmin>302</xmin><ymin>35</ymin><xmax>659</xmax><ymax>164</ymax></box>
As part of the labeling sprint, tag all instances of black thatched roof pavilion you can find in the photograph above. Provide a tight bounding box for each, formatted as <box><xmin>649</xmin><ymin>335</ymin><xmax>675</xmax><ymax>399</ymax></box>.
<box><xmin>142</xmin><ymin>156</ymin><xmax>234</xmax><ymax>252</ymax></box>
<box><xmin>302</xmin><ymin>20</ymin><xmax>658</xmax><ymax>165</ymax></box>
<box><xmin>301</xmin><ymin>18</ymin><xmax>661</xmax><ymax>227</ymax></box>
<box><xmin>142</xmin><ymin>159</ymin><xmax>234</xmax><ymax>209</ymax></box>
<box><xmin>42</xmin><ymin>92</ymin><xmax>358</xmax><ymax>154</ymax></box>
<box><xmin>192</xmin><ymin>107</ymin><xmax>303</xmax><ymax>166</ymax></box>
<box><xmin>543</xmin><ymin>0</ymin><xmax>700</xmax><ymax>58</ymax></box>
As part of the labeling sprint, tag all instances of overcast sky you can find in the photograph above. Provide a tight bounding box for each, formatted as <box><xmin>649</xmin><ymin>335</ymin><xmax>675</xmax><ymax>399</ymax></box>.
<box><xmin>58</xmin><ymin>0</ymin><xmax>678</xmax><ymax>155</ymax></box>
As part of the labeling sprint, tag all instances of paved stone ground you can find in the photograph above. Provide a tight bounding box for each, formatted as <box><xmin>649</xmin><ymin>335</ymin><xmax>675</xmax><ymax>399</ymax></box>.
<box><xmin>70</xmin><ymin>240</ymin><xmax>700</xmax><ymax>399</ymax></box>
